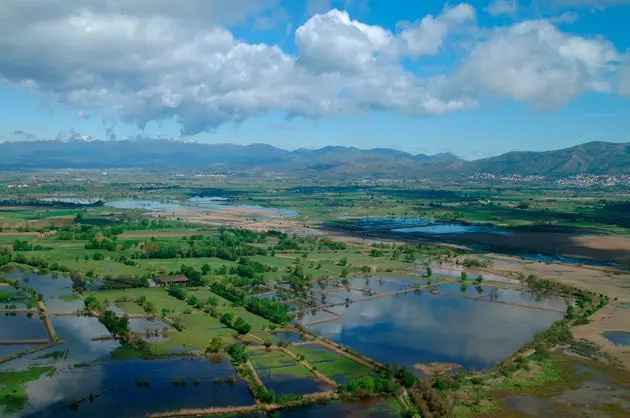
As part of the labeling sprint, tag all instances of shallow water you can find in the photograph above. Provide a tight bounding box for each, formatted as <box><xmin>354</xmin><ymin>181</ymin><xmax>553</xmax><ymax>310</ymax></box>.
<box><xmin>50</xmin><ymin>316</ymin><xmax>120</xmax><ymax>363</ymax></box>
<box><xmin>0</xmin><ymin>343</ymin><xmax>41</xmax><ymax>359</ymax></box>
<box><xmin>518</xmin><ymin>252</ymin><xmax>617</xmax><ymax>267</ymax></box>
<box><xmin>331</xmin><ymin>218</ymin><xmax>620</xmax><ymax>268</ymax></box>
<box><xmin>21</xmin><ymin>357</ymin><xmax>253</xmax><ymax>418</ymax></box>
<box><xmin>273</xmin><ymin>332</ymin><xmax>303</xmax><ymax>344</ymax></box>
<box><xmin>296</xmin><ymin>308</ymin><xmax>338</xmax><ymax>324</ymax></box>
<box><xmin>6</xmin><ymin>269</ymin><xmax>83</xmax><ymax>313</ymax></box>
<box><xmin>106</xmin><ymin>198</ymin><xmax>298</xmax><ymax>218</ymax></box>
<box><xmin>357</xmin><ymin>217</ymin><xmax>510</xmax><ymax>236</ymax></box>
<box><xmin>278</xmin><ymin>398</ymin><xmax>398</xmax><ymax>417</ymax></box>
<box><xmin>0</xmin><ymin>313</ymin><xmax>48</xmax><ymax>341</ymax></box>
<box><xmin>307</xmin><ymin>291</ymin><xmax>563</xmax><ymax>371</ymax></box>
<box><xmin>603</xmin><ymin>331</ymin><xmax>630</xmax><ymax>347</ymax></box>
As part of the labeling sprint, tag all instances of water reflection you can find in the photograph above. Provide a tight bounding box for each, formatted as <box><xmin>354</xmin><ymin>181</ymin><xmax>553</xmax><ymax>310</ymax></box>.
<box><xmin>23</xmin><ymin>357</ymin><xmax>253</xmax><ymax>418</ymax></box>
<box><xmin>307</xmin><ymin>291</ymin><xmax>563</xmax><ymax>371</ymax></box>
<box><xmin>106</xmin><ymin>198</ymin><xmax>299</xmax><ymax>218</ymax></box>
<box><xmin>0</xmin><ymin>313</ymin><xmax>48</xmax><ymax>340</ymax></box>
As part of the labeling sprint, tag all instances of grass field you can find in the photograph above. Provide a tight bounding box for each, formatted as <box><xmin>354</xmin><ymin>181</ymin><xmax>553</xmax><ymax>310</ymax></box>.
<box><xmin>87</xmin><ymin>287</ymin><xmax>275</xmax><ymax>351</ymax></box>
<box><xmin>0</xmin><ymin>367</ymin><xmax>55</xmax><ymax>414</ymax></box>
<box><xmin>249</xmin><ymin>350</ymin><xmax>313</xmax><ymax>379</ymax></box>
<box><xmin>289</xmin><ymin>344</ymin><xmax>375</xmax><ymax>384</ymax></box>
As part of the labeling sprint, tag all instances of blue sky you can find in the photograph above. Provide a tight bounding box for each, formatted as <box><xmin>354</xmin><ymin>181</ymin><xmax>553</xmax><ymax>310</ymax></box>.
<box><xmin>0</xmin><ymin>0</ymin><xmax>629</xmax><ymax>159</ymax></box>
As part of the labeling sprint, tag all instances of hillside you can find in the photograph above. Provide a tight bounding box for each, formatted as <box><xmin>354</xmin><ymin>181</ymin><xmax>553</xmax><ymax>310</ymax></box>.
<box><xmin>0</xmin><ymin>139</ymin><xmax>627</xmax><ymax>177</ymax></box>
<box><xmin>464</xmin><ymin>142</ymin><xmax>630</xmax><ymax>176</ymax></box>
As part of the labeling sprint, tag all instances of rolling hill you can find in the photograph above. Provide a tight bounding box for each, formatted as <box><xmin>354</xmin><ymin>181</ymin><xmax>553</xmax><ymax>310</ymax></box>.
<box><xmin>0</xmin><ymin>139</ymin><xmax>627</xmax><ymax>178</ymax></box>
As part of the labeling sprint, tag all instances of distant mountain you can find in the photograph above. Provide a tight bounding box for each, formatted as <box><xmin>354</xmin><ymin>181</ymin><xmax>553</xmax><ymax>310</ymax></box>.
<box><xmin>464</xmin><ymin>141</ymin><xmax>630</xmax><ymax>176</ymax></box>
<box><xmin>0</xmin><ymin>139</ymin><xmax>627</xmax><ymax>177</ymax></box>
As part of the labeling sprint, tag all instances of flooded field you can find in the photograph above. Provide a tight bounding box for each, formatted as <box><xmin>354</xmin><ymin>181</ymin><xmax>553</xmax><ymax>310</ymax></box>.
<box><xmin>106</xmin><ymin>198</ymin><xmax>299</xmax><ymax>219</ymax></box>
<box><xmin>0</xmin><ymin>314</ymin><xmax>48</xmax><ymax>341</ymax></box>
<box><xmin>327</xmin><ymin>217</ymin><xmax>627</xmax><ymax>267</ymax></box>
<box><xmin>500</xmin><ymin>360</ymin><xmax>630</xmax><ymax>417</ymax></box>
<box><xmin>305</xmin><ymin>290</ymin><xmax>565</xmax><ymax>371</ymax></box>
<box><xmin>22</xmin><ymin>357</ymin><xmax>253</xmax><ymax>418</ymax></box>
<box><xmin>4</xmin><ymin>268</ymin><xmax>83</xmax><ymax>314</ymax></box>
<box><xmin>603</xmin><ymin>331</ymin><xmax>630</xmax><ymax>347</ymax></box>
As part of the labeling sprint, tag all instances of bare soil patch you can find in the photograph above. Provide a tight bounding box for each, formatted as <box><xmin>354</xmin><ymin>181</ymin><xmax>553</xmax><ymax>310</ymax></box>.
<box><xmin>573</xmin><ymin>304</ymin><xmax>630</xmax><ymax>371</ymax></box>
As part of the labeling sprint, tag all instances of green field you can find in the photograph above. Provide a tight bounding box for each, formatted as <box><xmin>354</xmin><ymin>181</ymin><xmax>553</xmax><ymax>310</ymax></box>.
<box><xmin>289</xmin><ymin>344</ymin><xmax>375</xmax><ymax>383</ymax></box>
<box><xmin>249</xmin><ymin>350</ymin><xmax>313</xmax><ymax>379</ymax></box>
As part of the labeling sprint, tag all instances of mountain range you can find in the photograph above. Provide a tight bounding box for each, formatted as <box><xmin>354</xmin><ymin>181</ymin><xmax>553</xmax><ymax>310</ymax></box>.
<box><xmin>0</xmin><ymin>139</ymin><xmax>628</xmax><ymax>178</ymax></box>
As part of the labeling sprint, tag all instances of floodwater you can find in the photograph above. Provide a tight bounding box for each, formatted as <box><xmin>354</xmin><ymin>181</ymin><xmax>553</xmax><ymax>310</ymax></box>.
<box><xmin>0</xmin><ymin>343</ymin><xmax>41</xmax><ymax>359</ymax></box>
<box><xmin>21</xmin><ymin>357</ymin><xmax>254</xmax><ymax>418</ymax></box>
<box><xmin>273</xmin><ymin>332</ymin><xmax>303</xmax><ymax>344</ymax></box>
<box><xmin>278</xmin><ymin>398</ymin><xmax>398</xmax><ymax>417</ymax></box>
<box><xmin>501</xmin><ymin>360</ymin><xmax>630</xmax><ymax>417</ymax></box>
<box><xmin>306</xmin><ymin>290</ymin><xmax>564</xmax><ymax>371</ymax></box>
<box><xmin>328</xmin><ymin>217</ymin><xmax>623</xmax><ymax>267</ymax></box>
<box><xmin>5</xmin><ymin>268</ymin><xmax>84</xmax><ymax>313</ymax></box>
<box><xmin>106</xmin><ymin>198</ymin><xmax>299</xmax><ymax>218</ymax></box>
<box><xmin>603</xmin><ymin>331</ymin><xmax>630</xmax><ymax>347</ymax></box>
<box><xmin>0</xmin><ymin>313</ymin><xmax>48</xmax><ymax>341</ymax></box>
<box><xmin>356</xmin><ymin>217</ymin><xmax>510</xmax><ymax>236</ymax></box>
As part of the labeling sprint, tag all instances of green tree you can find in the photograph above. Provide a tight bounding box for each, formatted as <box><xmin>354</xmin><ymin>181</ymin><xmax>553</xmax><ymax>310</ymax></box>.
<box><xmin>220</xmin><ymin>312</ymin><xmax>234</xmax><ymax>327</ymax></box>
<box><xmin>233</xmin><ymin>317</ymin><xmax>252</xmax><ymax>335</ymax></box>
<box><xmin>206</xmin><ymin>336</ymin><xmax>223</xmax><ymax>354</ymax></box>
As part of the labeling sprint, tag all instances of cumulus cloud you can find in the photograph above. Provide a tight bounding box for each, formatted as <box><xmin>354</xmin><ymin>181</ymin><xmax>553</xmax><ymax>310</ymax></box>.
<box><xmin>456</xmin><ymin>20</ymin><xmax>619</xmax><ymax>107</ymax></box>
<box><xmin>399</xmin><ymin>3</ymin><xmax>476</xmax><ymax>58</ymax></box>
<box><xmin>296</xmin><ymin>9</ymin><xmax>395</xmax><ymax>73</ymax></box>
<box><xmin>0</xmin><ymin>1</ymin><xmax>625</xmax><ymax>135</ymax></box>
<box><xmin>486</xmin><ymin>0</ymin><xmax>518</xmax><ymax>16</ymax></box>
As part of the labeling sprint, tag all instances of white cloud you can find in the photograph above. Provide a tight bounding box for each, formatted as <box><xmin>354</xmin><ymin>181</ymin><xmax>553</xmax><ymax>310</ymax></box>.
<box><xmin>550</xmin><ymin>11</ymin><xmax>579</xmax><ymax>24</ymax></box>
<box><xmin>456</xmin><ymin>20</ymin><xmax>619</xmax><ymax>107</ymax></box>
<box><xmin>486</xmin><ymin>0</ymin><xmax>517</xmax><ymax>16</ymax></box>
<box><xmin>295</xmin><ymin>9</ymin><xmax>395</xmax><ymax>74</ymax></box>
<box><xmin>0</xmin><ymin>1</ymin><xmax>625</xmax><ymax>135</ymax></box>
<box><xmin>399</xmin><ymin>3</ymin><xmax>476</xmax><ymax>58</ymax></box>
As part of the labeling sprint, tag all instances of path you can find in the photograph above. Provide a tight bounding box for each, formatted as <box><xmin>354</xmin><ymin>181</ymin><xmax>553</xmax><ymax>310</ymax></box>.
<box><xmin>146</xmin><ymin>391</ymin><xmax>339</xmax><ymax>417</ymax></box>
<box><xmin>0</xmin><ymin>340</ymin><xmax>64</xmax><ymax>364</ymax></box>
<box><xmin>0</xmin><ymin>339</ymin><xmax>49</xmax><ymax>345</ymax></box>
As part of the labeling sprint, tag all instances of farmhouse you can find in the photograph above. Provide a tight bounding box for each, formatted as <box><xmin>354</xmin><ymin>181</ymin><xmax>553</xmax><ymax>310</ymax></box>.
<box><xmin>154</xmin><ymin>274</ymin><xmax>189</xmax><ymax>286</ymax></box>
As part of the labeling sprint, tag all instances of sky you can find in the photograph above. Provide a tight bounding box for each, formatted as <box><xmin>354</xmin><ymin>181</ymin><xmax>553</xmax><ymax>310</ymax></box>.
<box><xmin>0</xmin><ymin>0</ymin><xmax>629</xmax><ymax>159</ymax></box>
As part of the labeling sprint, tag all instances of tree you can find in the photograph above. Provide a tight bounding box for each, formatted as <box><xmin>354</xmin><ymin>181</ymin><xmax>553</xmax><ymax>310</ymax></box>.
<box><xmin>404</xmin><ymin>253</ymin><xmax>415</xmax><ymax>263</ymax></box>
<box><xmin>475</xmin><ymin>275</ymin><xmax>483</xmax><ymax>284</ymax></box>
<box><xmin>233</xmin><ymin>317</ymin><xmax>252</xmax><ymax>335</ymax></box>
<box><xmin>339</xmin><ymin>257</ymin><xmax>348</xmax><ymax>266</ymax></box>
<box><xmin>201</xmin><ymin>263</ymin><xmax>212</xmax><ymax>276</ymax></box>
<box><xmin>206</xmin><ymin>337</ymin><xmax>223</xmax><ymax>354</ymax></box>
<box><xmin>220</xmin><ymin>312</ymin><xmax>234</xmax><ymax>327</ymax></box>
<box><xmin>426</xmin><ymin>267</ymin><xmax>432</xmax><ymax>277</ymax></box>
<box><xmin>340</xmin><ymin>267</ymin><xmax>349</xmax><ymax>278</ymax></box>
<box><xmin>460</xmin><ymin>272</ymin><xmax>468</xmax><ymax>281</ymax></box>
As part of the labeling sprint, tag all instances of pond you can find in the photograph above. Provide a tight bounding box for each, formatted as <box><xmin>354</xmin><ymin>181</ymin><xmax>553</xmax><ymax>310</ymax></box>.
<box><xmin>305</xmin><ymin>290</ymin><xmax>564</xmax><ymax>371</ymax></box>
<box><xmin>21</xmin><ymin>357</ymin><xmax>254</xmax><ymax>418</ymax></box>
<box><xmin>603</xmin><ymin>331</ymin><xmax>630</xmax><ymax>347</ymax></box>
<box><xmin>106</xmin><ymin>198</ymin><xmax>298</xmax><ymax>218</ymax></box>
